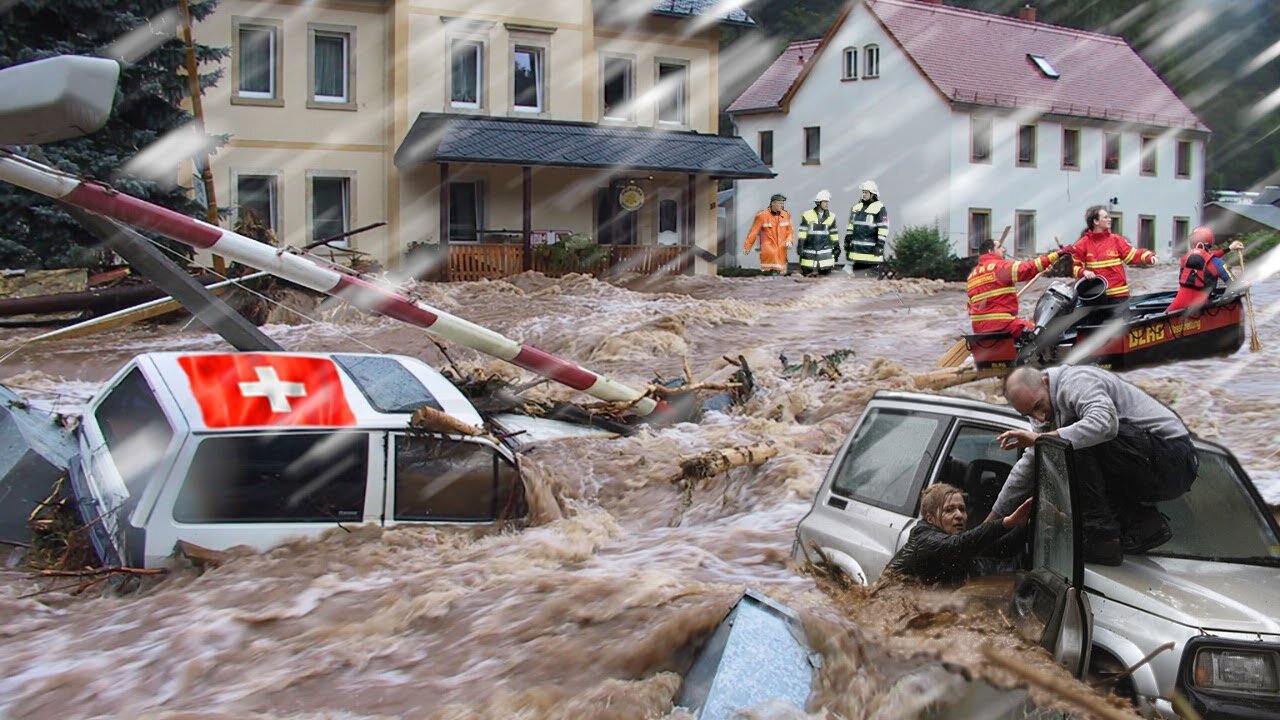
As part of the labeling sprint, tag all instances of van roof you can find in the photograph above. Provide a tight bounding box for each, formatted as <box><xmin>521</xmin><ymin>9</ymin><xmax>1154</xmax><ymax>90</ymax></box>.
<box><xmin>137</xmin><ymin>351</ymin><xmax>483</xmax><ymax>432</ymax></box>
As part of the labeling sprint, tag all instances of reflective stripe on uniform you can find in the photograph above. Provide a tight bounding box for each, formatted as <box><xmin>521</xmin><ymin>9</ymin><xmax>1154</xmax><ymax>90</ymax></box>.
<box><xmin>968</xmin><ymin>286</ymin><xmax>1016</xmax><ymax>304</ymax></box>
<box><xmin>1085</xmin><ymin>258</ymin><xmax>1123</xmax><ymax>268</ymax></box>
<box><xmin>1105</xmin><ymin>284</ymin><xmax>1130</xmax><ymax>296</ymax></box>
<box><xmin>970</xmin><ymin>311</ymin><xmax>1016</xmax><ymax>321</ymax></box>
<box><xmin>846</xmin><ymin>251</ymin><xmax>883</xmax><ymax>263</ymax></box>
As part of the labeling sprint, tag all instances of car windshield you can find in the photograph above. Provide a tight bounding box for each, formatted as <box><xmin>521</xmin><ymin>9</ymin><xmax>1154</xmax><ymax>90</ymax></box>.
<box><xmin>1153</xmin><ymin>448</ymin><xmax>1280</xmax><ymax>563</ymax></box>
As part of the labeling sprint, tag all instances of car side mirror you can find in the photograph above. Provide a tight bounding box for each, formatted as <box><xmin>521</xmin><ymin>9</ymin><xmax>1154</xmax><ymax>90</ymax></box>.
<box><xmin>0</xmin><ymin>55</ymin><xmax>121</xmax><ymax>145</ymax></box>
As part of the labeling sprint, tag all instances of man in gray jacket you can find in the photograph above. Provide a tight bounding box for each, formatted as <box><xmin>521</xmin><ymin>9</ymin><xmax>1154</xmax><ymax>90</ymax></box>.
<box><xmin>992</xmin><ymin>365</ymin><xmax>1198</xmax><ymax>565</ymax></box>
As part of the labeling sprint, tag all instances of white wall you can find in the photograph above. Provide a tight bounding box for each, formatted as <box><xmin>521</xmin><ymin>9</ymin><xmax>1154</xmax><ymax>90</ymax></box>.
<box><xmin>946</xmin><ymin>112</ymin><xmax>1206</xmax><ymax>259</ymax></box>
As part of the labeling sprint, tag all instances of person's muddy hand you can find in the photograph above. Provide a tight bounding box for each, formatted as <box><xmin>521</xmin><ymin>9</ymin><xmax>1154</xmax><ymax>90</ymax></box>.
<box><xmin>998</xmin><ymin>428</ymin><xmax>1038</xmax><ymax>450</ymax></box>
<box><xmin>1229</xmin><ymin>240</ymin><xmax>1245</xmax><ymax>252</ymax></box>
<box><xmin>1003</xmin><ymin>497</ymin><xmax>1034</xmax><ymax>529</ymax></box>
<box><xmin>1082</xmin><ymin>270</ymin><xmax>1097</xmax><ymax>280</ymax></box>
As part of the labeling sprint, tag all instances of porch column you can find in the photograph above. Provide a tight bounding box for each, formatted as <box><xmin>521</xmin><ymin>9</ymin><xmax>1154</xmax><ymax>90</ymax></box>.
<box><xmin>439</xmin><ymin>162</ymin><xmax>450</xmax><ymax>281</ymax></box>
<box><xmin>523</xmin><ymin>165</ymin><xmax>533</xmax><ymax>271</ymax></box>
<box><xmin>686</xmin><ymin>173</ymin><xmax>697</xmax><ymax>276</ymax></box>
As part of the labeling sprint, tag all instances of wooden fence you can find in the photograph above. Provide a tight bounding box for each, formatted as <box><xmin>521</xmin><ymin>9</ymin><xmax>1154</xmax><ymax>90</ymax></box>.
<box><xmin>446</xmin><ymin>244</ymin><xmax>691</xmax><ymax>281</ymax></box>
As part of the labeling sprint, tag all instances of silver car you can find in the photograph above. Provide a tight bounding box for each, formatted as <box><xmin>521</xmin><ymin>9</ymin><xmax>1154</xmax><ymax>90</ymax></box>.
<box><xmin>794</xmin><ymin>390</ymin><xmax>1280</xmax><ymax>719</ymax></box>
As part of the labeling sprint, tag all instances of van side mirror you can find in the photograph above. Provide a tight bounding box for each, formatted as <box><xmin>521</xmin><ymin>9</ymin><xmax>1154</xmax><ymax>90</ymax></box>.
<box><xmin>0</xmin><ymin>56</ymin><xmax>121</xmax><ymax>145</ymax></box>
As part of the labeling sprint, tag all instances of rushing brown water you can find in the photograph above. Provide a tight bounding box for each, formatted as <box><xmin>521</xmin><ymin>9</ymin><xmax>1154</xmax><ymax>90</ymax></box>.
<box><xmin>0</xmin><ymin>263</ymin><xmax>1274</xmax><ymax>719</ymax></box>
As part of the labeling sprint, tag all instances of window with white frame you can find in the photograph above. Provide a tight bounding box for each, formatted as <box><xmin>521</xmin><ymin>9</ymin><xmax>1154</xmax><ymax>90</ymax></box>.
<box><xmin>1140</xmin><ymin>135</ymin><xmax>1157</xmax><ymax>175</ymax></box>
<box><xmin>1062</xmin><ymin>127</ymin><xmax>1081</xmax><ymax>169</ymax></box>
<box><xmin>863</xmin><ymin>44</ymin><xmax>880</xmax><ymax>78</ymax></box>
<box><xmin>657</xmin><ymin>61</ymin><xmax>687</xmax><ymax>125</ymax></box>
<box><xmin>969</xmin><ymin>209</ymin><xmax>991</xmax><ymax>254</ymax></box>
<box><xmin>1138</xmin><ymin>216</ymin><xmax>1156</xmax><ymax>252</ymax></box>
<box><xmin>309</xmin><ymin>25</ymin><xmax>355</xmax><ymax>109</ymax></box>
<box><xmin>450</xmin><ymin>40</ymin><xmax>484</xmax><ymax>108</ymax></box>
<box><xmin>1015</xmin><ymin>210</ymin><xmax>1036</xmax><ymax>255</ymax></box>
<box><xmin>971</xmin><ymin>115</ymin><xmax>992</xmax><ymax>162</ymax></box>
<box><xmin>842</xmin><ymin>47</ymin><xmax>857</xmax><ymax>80</ymax></box>
<box><xmin>1104</xmin><ymin>132</ymin><xmax>1121</xmax><ymax>172</ymax></box>
<box><xmin>758</xmin><ymin>130</ymin><xmax>773</xmax><ymax>166</ymax></box>
<box><xmin>602</xmin><ymin>55</ymin><xmax>634</xmax><ymax>120</ymax></box>
<box><xmin>513</xmin><ymin>45</ymin><xmax>544</xmax><ymax>112</ymax></box>
<box><xmin>311</xmin><ymin>175</ymin><xmax>351</xmax><ymax>246</ymax></box>
<box><xmin>233</xmin><ymin>17</ymin><xmax>282</xmax><ymax>105</ymax></box>
<box><xmin>236</xmin><ymin>174</ymin><xmax>279</xmax><ymax>233</ymax></box>
<box><xmin>1173</xmin><ymin>217</ymin><xmax>1190</xmax><ymax>251</ymax></box>
<box><xmin>804</xmin><ymin>126</ymin><xmax>820</xmax><ymax>164</ymax></box>
<box><xmin>1176</xmin><ymin>140</ymin><xmax>1192</xmax><ymax>178</ymax></box>
<box><xmin>1017</xmin><ymin>124</ymin><xmax>1037</xmax><ymax>166</ymax></box>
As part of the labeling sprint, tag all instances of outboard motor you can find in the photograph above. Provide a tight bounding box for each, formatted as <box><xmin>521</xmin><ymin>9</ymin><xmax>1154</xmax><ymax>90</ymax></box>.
<box><xmin>1031</xmin><ymin>281</ymin><xmax>1080</xmax><ymax>329</ymax></box>
<box><xmin>1017</xmin><ymin>277</ymin><xmax>1109</xmax><ymax>364</ymax></box>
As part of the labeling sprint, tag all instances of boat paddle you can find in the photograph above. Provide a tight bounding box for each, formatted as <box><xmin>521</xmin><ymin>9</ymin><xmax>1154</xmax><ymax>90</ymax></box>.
<box><xmin>1238</xmin><ymin>249</ymin><xmax>1263</xmax><ymax>352</ymax></box>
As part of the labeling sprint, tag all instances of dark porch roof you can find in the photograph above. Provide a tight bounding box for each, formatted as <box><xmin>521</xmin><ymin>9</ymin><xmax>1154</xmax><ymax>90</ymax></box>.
<box><xmin>394</xmin><ymin>113</ymin><xmax>774</xmax><ymax>180</ymax></box>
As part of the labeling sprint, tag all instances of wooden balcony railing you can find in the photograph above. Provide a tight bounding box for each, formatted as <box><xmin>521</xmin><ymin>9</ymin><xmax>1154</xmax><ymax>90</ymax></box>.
<box><xmin>446</xmin><ymin>244</ymin><xmax>691</xmax><ymax>281</ymax></box>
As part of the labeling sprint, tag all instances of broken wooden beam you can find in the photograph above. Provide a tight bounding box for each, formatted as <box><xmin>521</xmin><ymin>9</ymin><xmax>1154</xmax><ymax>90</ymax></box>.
<box><xmin>675</xmin><ymin>442</ymin><xmax>778</xmax><ymax>482</ymax></box>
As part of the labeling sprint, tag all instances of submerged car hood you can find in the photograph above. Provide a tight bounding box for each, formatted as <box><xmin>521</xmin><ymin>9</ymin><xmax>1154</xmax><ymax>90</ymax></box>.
<box><xmin>1087</xmin><ymin>556</ymin><xmax>1280</xmax><ymax>635</ymax></box>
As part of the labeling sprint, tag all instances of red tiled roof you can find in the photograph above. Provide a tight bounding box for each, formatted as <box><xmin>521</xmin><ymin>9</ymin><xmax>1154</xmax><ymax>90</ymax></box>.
<box><xmin>869</xmin><ymin>0</ymin><xmax>1206</xmax><ymax>130</ymax></box>
<box><xmin>728</xmin><ymin>0</ymin><xmax>1206</xmax><ymax>131</ymax></box>
<box><xmin>726</xmin><ymin>38</ymin><xmax>823</xmax><ymax>114</ymax></box>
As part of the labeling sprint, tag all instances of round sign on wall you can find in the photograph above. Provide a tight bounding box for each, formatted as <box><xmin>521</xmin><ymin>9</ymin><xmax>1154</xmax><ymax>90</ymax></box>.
<box><xmin>618</xmin><ymin>183</ymin><xmax>645</xmax><ymax>212</ymax></box>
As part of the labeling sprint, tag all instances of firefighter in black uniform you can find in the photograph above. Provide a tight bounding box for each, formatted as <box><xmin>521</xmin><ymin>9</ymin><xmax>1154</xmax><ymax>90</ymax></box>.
<box><xmin>797</xmin><ymin>189</ymin><xmax>838</xmax><ymax>276</ymax></box>
<box><xmin>843</xmin><ymin>180</ymin><xmax>889</xmax><ymax>273</ymax></box>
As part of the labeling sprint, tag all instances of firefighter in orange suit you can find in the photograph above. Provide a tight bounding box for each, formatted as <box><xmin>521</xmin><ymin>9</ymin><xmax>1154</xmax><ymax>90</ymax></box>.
<box><xmin>1165</xmin><ymin>227</ymin><xmax>1244</xmax><ymax>314</ymax></box>
<box><xmin>967</xmin><ymin>238</ymin><xmax>1064</xmax><ymax>336</ymax></box>
<box><xmin>1071</xmin><ymin>205</ymin><xmax>1157</xmax><ymax>300</ymax></box>
<box><xmin>744</xmin><ymin>193</ymin><xmax>794</xmax><ymax>275</ymax></box>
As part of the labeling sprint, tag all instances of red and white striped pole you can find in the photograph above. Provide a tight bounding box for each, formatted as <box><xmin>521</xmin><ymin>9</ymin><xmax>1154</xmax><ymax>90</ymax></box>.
<box><xmin>0</xmin><ymin>152</ymin><xmax>665</xmax><ymax>417</ymax></box>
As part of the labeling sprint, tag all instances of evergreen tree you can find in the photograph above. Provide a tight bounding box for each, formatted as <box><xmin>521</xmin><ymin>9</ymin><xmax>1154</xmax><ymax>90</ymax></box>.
<box><xmin>0</xmin><ymin>0</ymin><xmax>225</xmax><ymax>269</ymax></box>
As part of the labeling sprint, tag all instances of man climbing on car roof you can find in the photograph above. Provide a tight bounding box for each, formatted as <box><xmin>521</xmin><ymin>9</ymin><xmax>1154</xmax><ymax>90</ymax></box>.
<box><xmin>993</xmin><ymin>365</ymin><xmax>1198</xmax><ymax>566</ymax></box>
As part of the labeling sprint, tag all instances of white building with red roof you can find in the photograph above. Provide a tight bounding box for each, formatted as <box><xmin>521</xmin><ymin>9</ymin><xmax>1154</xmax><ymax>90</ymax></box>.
<box><xmin>726</xmin><ymin>0</ymin><xmax>1208</xmax><ymax>268</ymax></box>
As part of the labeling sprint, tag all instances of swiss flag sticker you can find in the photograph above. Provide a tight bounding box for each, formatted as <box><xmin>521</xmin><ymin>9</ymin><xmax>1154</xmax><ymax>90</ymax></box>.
<box><xmin>177</xmin><ymin>354</ymin><xmax>356</xmax><ymax>428</ymax></box>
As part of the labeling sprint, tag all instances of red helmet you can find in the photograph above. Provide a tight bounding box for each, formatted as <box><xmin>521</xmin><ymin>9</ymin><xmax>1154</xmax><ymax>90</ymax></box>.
<box><xmin>1190</xmin><ymin>226</ymin><xmax>1215</xmax><ymax>247</ymax></box>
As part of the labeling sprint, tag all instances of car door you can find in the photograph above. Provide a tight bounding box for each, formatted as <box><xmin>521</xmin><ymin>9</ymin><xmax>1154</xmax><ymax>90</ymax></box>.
<box><xmin>1009</xmin><ymin>435</ymin><xmax>1093</xmax><ymax>679</ymax></box>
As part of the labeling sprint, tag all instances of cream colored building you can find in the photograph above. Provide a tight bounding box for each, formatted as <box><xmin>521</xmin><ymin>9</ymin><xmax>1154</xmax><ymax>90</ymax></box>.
<box><xmin>194</xmin><ymin>0</ymin><xmax>769</xmax><ymax>277</ymax></box>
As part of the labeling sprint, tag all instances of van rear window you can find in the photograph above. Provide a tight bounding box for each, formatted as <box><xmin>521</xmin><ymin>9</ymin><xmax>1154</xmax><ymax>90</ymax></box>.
<box><xmin>334</xmin><ymin>355</ymin><xmax>444</xmax><ymax>413</ymax></box>
<box><xmin>173</xmin><ymin>432</ymin><xmax>368</xmax><ymax>523</ymax></box>
<box><xmin>94</xmin><ymin>367</ymin><xmax>175</xmax><ymax>497</ymax></box>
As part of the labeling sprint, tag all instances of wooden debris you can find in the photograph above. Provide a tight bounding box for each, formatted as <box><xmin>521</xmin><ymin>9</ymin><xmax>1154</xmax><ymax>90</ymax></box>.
<box><xmin>675</xmin><ymin>442</ymin><xmax>778</xmax><ymax>482</ymax></box>
<box><xmin>36</xmin><ymin>566</ymin><xmax>165</xmax><ymax>578</ymax></box>
<box><xmin>912</xmin><ymin>366</ymin><xmax>1005</xmax><ymax>391</ymax></box>
<box><xmin>669</xmin><ymin>442</ymin><xmax>778</xmax><ymax>525</ymax></box>
<box><xmin>410</xmin><ymin>405</ymin><xmax>484</xmax><ymax>436</ymax></box>
<box><xmin>980</xmin><ymin>644</ymin><xmax>1139</xmax><ymax>720</ymax></box>
<box><xmin>647</xmin><ymin>381</ymin><xmax>741</xmax><ymax>398</ymax></box>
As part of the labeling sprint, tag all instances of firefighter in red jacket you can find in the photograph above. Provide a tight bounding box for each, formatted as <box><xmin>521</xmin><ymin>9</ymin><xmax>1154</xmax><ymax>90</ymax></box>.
<box><xmin>1071</xmin><ymin>205</ymin><xmax>1157</xmax><ymax>300</ymax></box>
<box><xmin>967</xmin><ymin>238</ymin><xmax>1064</xmax><ymax>336</ymax></box>
<box><xmin>1165</xmin><ymin>227</ymin><xmax>1244</xmax><ymax>314</ymax></box>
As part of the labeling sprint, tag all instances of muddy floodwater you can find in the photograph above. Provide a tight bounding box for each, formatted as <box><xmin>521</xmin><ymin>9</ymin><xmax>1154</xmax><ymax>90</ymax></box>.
<box><xmin>0</xmin><ymin>264</ymin><xmax>1275</xmax><ymax>719</ymax></box>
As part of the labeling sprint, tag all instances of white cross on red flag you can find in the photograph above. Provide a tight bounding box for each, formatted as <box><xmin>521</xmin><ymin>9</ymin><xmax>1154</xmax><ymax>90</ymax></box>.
<box><xmin>177</xmin><ymin>354</ymin><xmax>356</xmax><ymax>428</ymax></box>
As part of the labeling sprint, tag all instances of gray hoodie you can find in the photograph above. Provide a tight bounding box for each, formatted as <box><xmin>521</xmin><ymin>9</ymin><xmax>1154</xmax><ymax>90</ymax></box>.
<box><xmin>992</xmin><ymin>365</ymin><xmax>1190</xmax><ymax>516</ymax></box>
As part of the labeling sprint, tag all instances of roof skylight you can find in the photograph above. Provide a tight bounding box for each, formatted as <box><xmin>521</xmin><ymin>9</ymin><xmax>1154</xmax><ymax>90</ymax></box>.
<box><xmin>1028</xmin><ymin>53</ymin><xmax>1060</xmax><ymax>79</ymax></box>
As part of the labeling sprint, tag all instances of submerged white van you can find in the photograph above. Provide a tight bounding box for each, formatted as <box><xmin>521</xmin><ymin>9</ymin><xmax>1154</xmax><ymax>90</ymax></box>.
<box><xmin>70</xmin><ymin>351</ymin><xmax>541</xmax><ymax>568</ymax></box>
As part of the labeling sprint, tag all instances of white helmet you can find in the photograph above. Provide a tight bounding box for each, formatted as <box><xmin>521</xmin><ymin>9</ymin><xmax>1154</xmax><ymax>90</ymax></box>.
<box><xmin>814</xmin><ymin>189</ymin><xmax>832</xmax><ymax>203</ymax></box>
<box><xmin>859</xmin><ymin>180</ymin><xmax>879</xmax><ymax>195</ymax></box>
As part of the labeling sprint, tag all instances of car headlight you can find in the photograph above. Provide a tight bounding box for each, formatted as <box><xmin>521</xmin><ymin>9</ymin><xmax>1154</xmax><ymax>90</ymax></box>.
<box><xmin>1193</xmin><ymin>648</ymin><xmax>1280</xmax><ymax>693</ymax></box>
